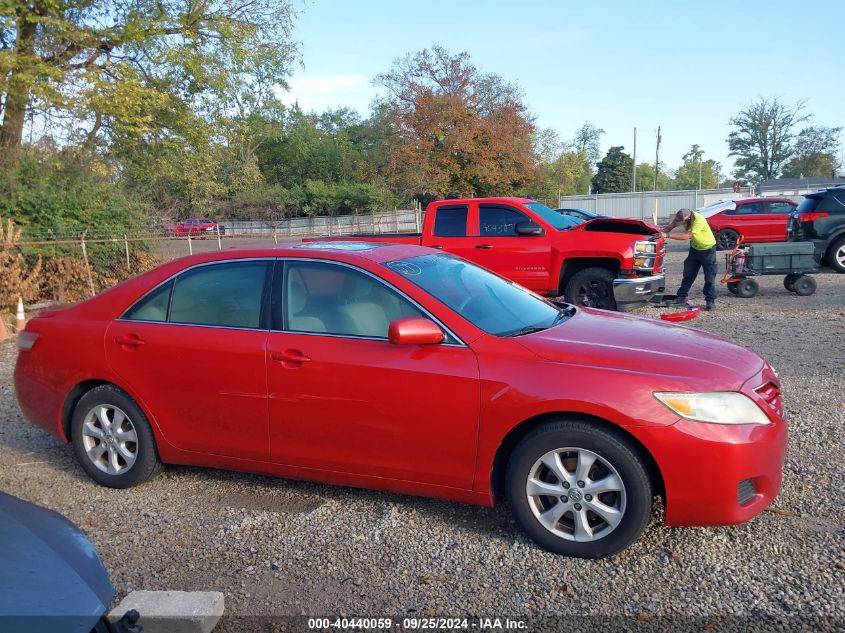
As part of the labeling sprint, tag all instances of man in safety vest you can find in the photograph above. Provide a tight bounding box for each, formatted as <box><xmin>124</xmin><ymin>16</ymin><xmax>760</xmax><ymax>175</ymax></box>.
<box><xmin>662</xmin><ymin>208</ymin><xmax>717</xmax><ymax>311</ymax></box>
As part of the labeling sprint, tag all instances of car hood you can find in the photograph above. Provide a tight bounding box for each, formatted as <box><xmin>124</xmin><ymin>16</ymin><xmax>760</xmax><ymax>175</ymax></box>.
<box><xmin>0</xmin><ymin>492</ymin><xmax>113</xmax><ymax>633</ymax></box>
<box><xmin>516</xmin><ymin>307</ymin><xmax>764</xmax><ymax>389</ymax></box>
<box><xmin>578</xmin><ymin>217</ymin><xmax>660</xmax><ymax>236</ymax></box>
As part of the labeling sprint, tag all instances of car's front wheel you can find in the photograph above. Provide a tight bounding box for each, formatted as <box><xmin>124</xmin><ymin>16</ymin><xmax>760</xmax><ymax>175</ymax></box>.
<box><xmin>564</xmin><ymin>267</ymin><xmax>617</xmax><ymax>311</ymax></box>
<box><xmin>71</xmin><ymin>385</ymin><xmax>162</xmax><ymax>488</ymax></box>
<box><xmin>506</xmin><ymin>419</ymin><xmax>653</xmax><ymax>558</ymax></box>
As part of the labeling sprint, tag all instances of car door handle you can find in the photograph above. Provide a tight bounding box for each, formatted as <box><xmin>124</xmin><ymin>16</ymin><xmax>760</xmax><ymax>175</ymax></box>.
<box><xmin>270</xmin><ymin>350</ymin><xmax>311</xmax><ymax>364</ymax></box>
<box><xmin>430</xmin><ymin>244</ymin><xmax>444</xmax><ymax>249</ymax></box>
<box><xmin>475</xmin><ymin>244</ymin><xmax>493</xmax><ymax>249</ymax></box>
<box><xmin>114</xmin><ymin>335</ymin><xmax>145</xmax><ymax>348</ymax></box>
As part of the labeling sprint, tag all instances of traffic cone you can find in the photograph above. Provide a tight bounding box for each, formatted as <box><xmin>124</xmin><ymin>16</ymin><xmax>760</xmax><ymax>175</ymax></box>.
<box><xmin>15</xmin><ymin>297</ymin><xmax>26</xmax><ymax>333</ymax></box>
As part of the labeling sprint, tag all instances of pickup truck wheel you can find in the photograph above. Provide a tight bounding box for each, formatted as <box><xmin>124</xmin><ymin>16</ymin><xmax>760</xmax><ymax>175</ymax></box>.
<box><xmin>506</xmin><ymin>419</ymin><xmax>652</xmax><ymax>558</ymax></box>
<box><xmin>564</xmin><ymin>268</ymin><xmax>617</xmax><ymax>311</ymax></box>
<box><xmin>71</xmin><ymin>385</ymin><xmax>163</xmax><ymax>488</ymax></box>
<box><xmin>716</xmin><ymin>229</ymin><xmax>739</xmax><ymax>251</ymax></box>
<box><xmin>827</xmin><ymin>236</ymin><xmax>845</xmax><ymax>273</ymax></box>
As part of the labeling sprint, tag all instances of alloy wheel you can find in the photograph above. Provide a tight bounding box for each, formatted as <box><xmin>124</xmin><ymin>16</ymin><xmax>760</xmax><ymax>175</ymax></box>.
<box><xmin>525</xmin><ymin>447</ymin><xmax>626</xmax><ymax>542</ymax></box>
<box><xmin>80</xmin><ymin>405</ymin><xmax>139</xmax><ymax>475</ymax></box>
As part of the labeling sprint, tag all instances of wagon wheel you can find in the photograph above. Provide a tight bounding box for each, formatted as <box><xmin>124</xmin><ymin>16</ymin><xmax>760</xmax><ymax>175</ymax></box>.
<box><xmin>783</xmin><ymin>273</ymin><xmax>801</xmax><ymax>292</ymax></box>
<box><xmin>735</xmin><ymin>278</ymin><xmax>758</xmax><ymax>298</ymax></box>
<box><xmin>727</xmin><ymin>281</ymin><xmax>740</xmax><ymax>295</ymax></box>
<box><xmin>792</xmin><ymin>275</ymin><xmax>816</xmax><ymax>297</ymax></box>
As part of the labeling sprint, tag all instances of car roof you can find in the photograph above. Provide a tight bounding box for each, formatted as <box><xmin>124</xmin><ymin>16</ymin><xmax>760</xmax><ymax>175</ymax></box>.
<box><xmin>168</xmin><ymin>241</ymin><xmax>439</xmax><ymax>267</ymax></box>
<box><xmin>431</xmin><ymin>197</ymin><xmax>535</xmax><ymax>205</ymax></box>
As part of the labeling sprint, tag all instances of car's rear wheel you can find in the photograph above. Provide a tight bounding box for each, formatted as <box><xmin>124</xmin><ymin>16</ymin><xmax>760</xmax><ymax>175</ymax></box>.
<box><xmin>716</xmin><ymin>229</ymin><xmax>740</xmax><ymax>251</ymax></box>
<box><xmin>564</xmin><ymin>267</ymin><xmax>617</xmax><ymax>311</ymax></box>
<box><xmin>71</xmin><ymin>385</ymin><xmax>162</xmax><ymax>488</ymax></box>
<box><xmin>505</xmin><ymin>419</ymin><xmax>653</xmax><ymax>558</ymax></box>
<box><xmin>826</xmin><ymin>236</ymin><xmax>845</xmax><ymax>273</ymax></box>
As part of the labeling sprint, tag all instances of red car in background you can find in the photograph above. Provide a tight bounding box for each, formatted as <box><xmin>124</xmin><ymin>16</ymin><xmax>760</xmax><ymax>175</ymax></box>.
<box><xmin>701</xmin><ymin>198</ymin><xmax>797</xmax><ymax>250</ymax></box>
<box><xmin>166</xmin><ymin>217</ymin><xmax>226</xmax><ymax>237</ymax></box>
<box><xmin>14</xmin><ymin>243</ymin><xmax>786</xmax><ymax>558</ymax></box>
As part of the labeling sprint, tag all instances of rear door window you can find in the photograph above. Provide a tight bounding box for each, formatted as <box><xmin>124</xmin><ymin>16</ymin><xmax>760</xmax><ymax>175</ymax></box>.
<box><xmin>479</xmin><ymin>205</ymin><xmax>530</xmax><ymax>236</ymax></box>
<box><xmin>767</xmin><ymin>202</ymin><xmax>795</xmax><ymax>214</ymax></box>
<box><xmin>730</xmin><ymin>202</ymin><xmax>764</xmax><ymax>215</ymax></box>
<box><xmin>169</xmin><ymin>261</ymin><xmax>270</xmax><ymax>329</ymax></box>
<box><xmin>123</xmin><ymin>281</ymin><xmax>173</xmax><ymax>322</ymax></box>
<box><xmin>433</xmin><ymin>206</ymin><xmax>469</xmax><ymax>237</ymax></box>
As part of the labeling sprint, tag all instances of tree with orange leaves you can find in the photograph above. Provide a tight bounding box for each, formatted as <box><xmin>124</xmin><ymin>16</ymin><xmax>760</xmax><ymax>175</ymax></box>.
<box><xmin>376</xmin><ymin>46</ymin><xmax>535</xmax><ymax>200</ymax></box>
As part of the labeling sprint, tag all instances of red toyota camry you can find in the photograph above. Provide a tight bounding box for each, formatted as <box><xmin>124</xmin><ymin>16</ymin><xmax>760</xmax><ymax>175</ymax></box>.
<box><xmin>14</xmin><ymin>242</ymin><xmax>787</xmax><ymax>557</ymax></box>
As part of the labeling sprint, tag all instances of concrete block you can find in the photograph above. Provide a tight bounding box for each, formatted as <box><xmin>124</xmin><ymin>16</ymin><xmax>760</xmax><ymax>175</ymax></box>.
<box><xmin>108</xmin><ymin>590</ymin><xmax>225</xmax><ymax>633</ymax></box>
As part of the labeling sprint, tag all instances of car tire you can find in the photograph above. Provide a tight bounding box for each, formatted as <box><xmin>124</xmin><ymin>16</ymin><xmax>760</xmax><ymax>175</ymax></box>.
<box><xmin>505</xmin><ymin>419</ymin><xmax>653</xmax><ymax>558</ymax></box>
<box><xmin>564</xmin><ymin>267</ymin><xmax>617</xmax><ymax>311</ymax></box>
<box><xmin>71</xmin><ymin>385</ymin><xmax>163</xmax><ymax>488</ymax></box>
<box><xmin>784</xmin><ymin>274</ymin><xmax>801</xmax><ymax>292</ymax></box>
<box><xmin>735</xmin><ymin>278</ymin><xmax>758</xmax><ymax>298</ymax></box>
<box><xmin>716</xmin><ymin>229</ymin><xmax>740</xmax><ymax>251</ymax></box>
<box><xmin>792</xmin><ymin>275</ymin><xmax>817</xmax><ymax>296</ymax></box>
<box><xmin>826</xmin><ymin>236</ymin><xmax>845</xmax><ymax>273</ymax></box>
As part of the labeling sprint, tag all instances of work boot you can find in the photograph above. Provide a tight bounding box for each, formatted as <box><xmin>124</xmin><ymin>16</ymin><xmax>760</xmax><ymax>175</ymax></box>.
<box><xmin>704</xmin><ymin>301</ymin><xmax>715</xmax><ymax>311</ymax></box>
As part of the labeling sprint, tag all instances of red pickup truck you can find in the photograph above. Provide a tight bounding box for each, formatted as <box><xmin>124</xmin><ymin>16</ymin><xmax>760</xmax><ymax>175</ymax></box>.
<box><xmin>306</xmin><ymin>198</ymin><xmax>666</xmax><ymax>311</ymax></box>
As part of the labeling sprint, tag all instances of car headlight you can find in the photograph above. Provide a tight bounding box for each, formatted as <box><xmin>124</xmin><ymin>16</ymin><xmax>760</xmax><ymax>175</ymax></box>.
<box><xmin>653</xmin><ymin>392</ymin><xmax>771</xmax><ymax>425</ymax></box>
<box><xmin>635</xmin><ymin>241</ymin><xmax>657</xmax><ymax>254</ymax></box>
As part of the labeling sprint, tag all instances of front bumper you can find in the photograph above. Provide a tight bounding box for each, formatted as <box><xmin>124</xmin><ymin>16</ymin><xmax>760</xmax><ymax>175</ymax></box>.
<box><xmin>632</xmin><ymin>414</ymin><xmax>787</xmax><ymax>526</ymax></box>
<box><xmin>613</xmin><ymin>273</ymin><xmax>665</xmax><ymax>311</ymax></box>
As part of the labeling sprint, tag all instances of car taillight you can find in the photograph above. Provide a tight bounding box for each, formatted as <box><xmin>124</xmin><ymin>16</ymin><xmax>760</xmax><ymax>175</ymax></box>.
<box><xmin>798</xmin><ymin>212</ymin><xmax>829</xmax><ymax>222</ymax></box>
<box><xmin>17</xmin><ymin>331</ymin><xmax>40</xmax><ymax>351</ymax></box>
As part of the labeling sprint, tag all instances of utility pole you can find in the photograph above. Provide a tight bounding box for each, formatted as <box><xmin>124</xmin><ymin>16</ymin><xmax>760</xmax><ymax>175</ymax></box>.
<box><xmin>632</xmin><ymin>127</ymin><xmax>637</xmax><ymax>192</ymax></box>
<box><xmin>653</xmin><ymin>126</ymin><xmax>661</xmax><ymax>192</ymax></box>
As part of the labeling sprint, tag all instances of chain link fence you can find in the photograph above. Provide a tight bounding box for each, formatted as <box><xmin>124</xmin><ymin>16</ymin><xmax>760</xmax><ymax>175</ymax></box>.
<box><xmin>3</xmin><ymin>209</ymin><xmax>422</xmax><ymax>319</ymax></box>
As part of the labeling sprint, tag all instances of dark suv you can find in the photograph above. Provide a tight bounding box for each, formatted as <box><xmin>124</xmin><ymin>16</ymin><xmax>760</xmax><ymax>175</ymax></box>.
<box><xmin>788</xmin><ymin>186</ymin><xmax>845</xmax><ymax>273</ymax></box>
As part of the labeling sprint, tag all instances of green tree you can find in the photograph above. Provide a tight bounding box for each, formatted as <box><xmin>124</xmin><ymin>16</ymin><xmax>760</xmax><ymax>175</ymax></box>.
<box><xmin>674</xmin><ymin>145</ymin><xmax>722</xmax><ymax>190</ymax></box>
<box><xmin>727</xmin><ymin>97</ymin><xmax>809</xmax><ymax>182</ymax></box>
<box><xmin>592</xmin><ymin>146</ymin><xmax>633</xmax><ymax>194</ymax></box>
<box><xmin>634</xmin><ymin>162</ymin><xmax>673</xmax><ymax>192</ymax></box>
<box><xmin>781</xmin><ymin>125</ymin><xmax>842</xmax><ymax>178</ymax></box>
<box><xmin>0</xmin><ymin>0</ymin><xmax>297</xmax><ymax>155</ymax></box>
<box><xmin>572</xmin><ymin>122</ymin><xmax>605</xmax><ymax>165</ymax></box>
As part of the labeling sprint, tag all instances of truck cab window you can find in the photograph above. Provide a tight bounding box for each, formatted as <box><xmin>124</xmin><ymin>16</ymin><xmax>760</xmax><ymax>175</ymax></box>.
<box><xmin>480</xmin><ymin>205</ymin><xmax>529</xmax><ymax>236</ymax></box>
<box><xmin>433</xmin><ymin>206</ymin><xmax>469</xmax><ymax>237</ymax></box>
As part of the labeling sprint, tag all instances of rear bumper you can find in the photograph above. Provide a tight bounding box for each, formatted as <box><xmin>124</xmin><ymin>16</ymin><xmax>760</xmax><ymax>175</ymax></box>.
<box><xmin>613</xmin><ymin>274</ymin><xmax>665</xmax><ymax>311</ymax></box>
<box><xmin>634</xmin><ymin>415</ymin><xmax>787</xmax><ymax>526</ymax></box>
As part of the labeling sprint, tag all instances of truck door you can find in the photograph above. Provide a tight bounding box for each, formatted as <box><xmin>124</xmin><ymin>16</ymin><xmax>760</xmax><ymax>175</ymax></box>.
<box><xmin>422</xmin><ymin>203</ymin><xmax>478</xmax><ymax>261</ymax></box>
<box><xmin>470</xmin><ymin>203</ymin><xmax>551</xmax><ymax>292</ymax></box>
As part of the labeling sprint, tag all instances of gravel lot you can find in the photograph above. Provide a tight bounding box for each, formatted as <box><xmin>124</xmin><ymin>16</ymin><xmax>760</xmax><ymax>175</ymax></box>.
<box><xmin>1</xmin><ymin>248</ymin><xmax>844</xmax><ymax>631</ymax></box>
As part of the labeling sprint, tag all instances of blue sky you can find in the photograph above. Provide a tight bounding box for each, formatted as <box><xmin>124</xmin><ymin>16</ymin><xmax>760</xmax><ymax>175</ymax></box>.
<box><xmin>284</xmin><ymin>0</ymin><xmax>844</xmax><ymax>175</ymax></box>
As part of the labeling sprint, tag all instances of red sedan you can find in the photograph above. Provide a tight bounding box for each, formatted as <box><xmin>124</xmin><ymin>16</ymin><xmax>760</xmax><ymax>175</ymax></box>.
<box><xmin>702</xmin><ymin>198</ymin><xmax>797</xmax><ymax>250</ymax></box>
<box><xmin>14</xmin><ymin>243</ymin><xmax>786</xmax><ymax>557</ymax></box>
<box><xmin>166</xmin><ymin>217</ymin><xmax>226</xmax><ymax>237</ymax></box>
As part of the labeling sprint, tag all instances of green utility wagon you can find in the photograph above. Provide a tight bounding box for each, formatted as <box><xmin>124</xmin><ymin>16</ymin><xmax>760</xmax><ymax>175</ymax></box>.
<box><xmin>722</xmin><ymin>241</ymin><xmax>820</xmax><ymax>298</ymax></box>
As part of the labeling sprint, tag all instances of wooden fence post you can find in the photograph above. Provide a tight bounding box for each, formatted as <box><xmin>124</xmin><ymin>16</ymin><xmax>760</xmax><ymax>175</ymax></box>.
<box><xmin>124</xmin><ymin>234</ymin><xmax>131</xmax><ymax>272</ymax></box>
<box><xmin>80</xmin><ymin>231</ymin><xmax>96</xmax><ymax>297</ymax></box>
<box><xmin>216</xmin><ymin>224</ymin><xmax>222</xmax><ymax>250</ymax></box>
<box><xmin>187</xmin><ymin>234</ymin><xmax>193</xmax><ymax>255</ymax></box>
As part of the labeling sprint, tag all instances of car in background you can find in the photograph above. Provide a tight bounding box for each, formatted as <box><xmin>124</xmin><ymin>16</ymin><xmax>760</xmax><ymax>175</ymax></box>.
<box><xmin>555</xmin><ymin>208</ymin><xmax>609</xmax><ymax>222</ymax></box>
<box><xmin>15</xmin><ymin>242</ymin><xmax>786</xmax><ymax>558</ymax></box>
<box><xmin>166</xmin><ymin>217</ymin><xmax>226</xmax><ymax>238</ymax></box>
<box><xmin>787</xmin><ymin>186</ymin><xmax>845</xmax><ymax>273</ymax></box>
<box><xmin>0</xmin><ymin>491</ymin><xmax>141</xmax><ymax>633</ymax></box>
<box><xmin>699</xmin><ymin>198</ymin><xmax>797</xmax><ymax>250</ymax></box>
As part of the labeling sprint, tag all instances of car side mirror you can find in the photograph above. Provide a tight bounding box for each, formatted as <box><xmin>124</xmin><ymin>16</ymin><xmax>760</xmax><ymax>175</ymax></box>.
<box><xmin>388</xmin><ymin>317</ymin><xmax>445</xmax><ymax>345</ymax></box>
<box><xmin>515</xmin><ymin>221</ymin><xmax>544</xmax><ymax>236</ymax></box>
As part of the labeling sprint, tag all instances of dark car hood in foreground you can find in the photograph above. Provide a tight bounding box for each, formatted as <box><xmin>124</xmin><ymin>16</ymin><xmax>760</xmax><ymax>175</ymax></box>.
<box><xmin>0</xmin><ymin>491</ymin><xmax>113</xmax><ymax>633</ymax></box>
<box><xmin>517</xmin><ymin>307</ymin><xmax>764</xmax><ymax>388</ymax></box>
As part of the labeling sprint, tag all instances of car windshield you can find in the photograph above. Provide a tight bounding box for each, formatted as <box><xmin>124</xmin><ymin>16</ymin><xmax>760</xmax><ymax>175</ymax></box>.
<box><xmin>524</xmin><ymin>202</ymin><xmax>581</xmax><ymax>230</ymax></box>
<box><xmin>383</xmin><ymin>253</ymin><xmax>569</xmax><ymax>337</ymax></box>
